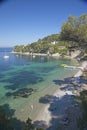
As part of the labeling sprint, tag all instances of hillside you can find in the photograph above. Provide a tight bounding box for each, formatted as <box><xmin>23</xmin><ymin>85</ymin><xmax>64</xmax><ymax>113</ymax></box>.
<box><xmin>14</xmin><ymin>14</ymin><xmax>87</xmax><ymax>59</ymax></box>
<box><xmin>14</xmin><ymin>34</ymin><xmax>68</xmax><ymax>55</ymax></box>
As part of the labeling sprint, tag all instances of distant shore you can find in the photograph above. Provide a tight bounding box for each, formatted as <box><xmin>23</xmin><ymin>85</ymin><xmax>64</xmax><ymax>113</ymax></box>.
<box><xmin>12</xmin><ymin>48</ymin><xmax>83</xmax><ymax>60</ymax></box>
<box><xmin>12</xmin><ymin>51</ymin><xmax>60</xmax><ymax>56</ymax></box>
<box><xmin>11</xmin><ymin>51</ymin><xmax>75</xmax><ymax>59</ymax></box>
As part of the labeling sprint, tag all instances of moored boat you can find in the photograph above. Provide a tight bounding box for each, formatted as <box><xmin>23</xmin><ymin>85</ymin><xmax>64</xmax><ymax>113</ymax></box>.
<box><xmin>3</xmin><ymin>55</ymin><xmax>9</xmax><ymax>59</ymax></box>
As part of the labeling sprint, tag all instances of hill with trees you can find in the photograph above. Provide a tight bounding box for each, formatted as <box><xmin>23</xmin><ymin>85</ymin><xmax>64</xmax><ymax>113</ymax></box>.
<box><xmin>60</xmin><ymin>14</ymin><xmax>87</xmax><ymax>50</ymax></box>
<box><xmin>14</xmin><ymin>14</ymin><xmax>87</xmax><ymax>58</ymax></box>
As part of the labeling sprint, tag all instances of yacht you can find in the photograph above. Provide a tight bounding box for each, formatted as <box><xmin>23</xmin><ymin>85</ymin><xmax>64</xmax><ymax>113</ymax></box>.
<box><xmin>3</xmin><ymin>55</ymin><xmax>9</xmax><ymax>59</ymax></box>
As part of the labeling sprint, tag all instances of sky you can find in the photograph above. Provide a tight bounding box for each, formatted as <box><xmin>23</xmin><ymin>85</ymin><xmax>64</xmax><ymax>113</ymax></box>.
<box><xmin>0</xmin><ymin>0</ymin><xmax>87</xmax><ymax>47</ymax></box>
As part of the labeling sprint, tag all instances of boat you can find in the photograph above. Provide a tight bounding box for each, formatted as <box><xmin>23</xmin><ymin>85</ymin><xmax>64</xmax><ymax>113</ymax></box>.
<box><xmin>3</xmin><ymin>55</ymin><xmax>9</xmax><ymax>59</ymax></box>
<box><xmin>33</xmin><ymin>55</ymin><xmax>35</xmax><ymax>58</ymax></box>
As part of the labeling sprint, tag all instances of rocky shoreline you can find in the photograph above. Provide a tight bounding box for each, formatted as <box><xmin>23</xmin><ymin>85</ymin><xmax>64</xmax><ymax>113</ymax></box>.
<box><xmin>33</xmin><ymin>68</ymin><xmax>87</xmax><ymax>130</ymax></box>
<box><xmin>12</xmin><ymin>50</ymin><xmax>84</xmax><ymax>60</ymax></box>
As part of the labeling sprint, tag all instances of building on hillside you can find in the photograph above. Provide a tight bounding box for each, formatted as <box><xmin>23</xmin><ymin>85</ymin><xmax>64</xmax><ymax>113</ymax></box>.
<box><xmin>51</xmin><ymin>41</ymin><xmax>58</xmax><ymax>45</ymax></box>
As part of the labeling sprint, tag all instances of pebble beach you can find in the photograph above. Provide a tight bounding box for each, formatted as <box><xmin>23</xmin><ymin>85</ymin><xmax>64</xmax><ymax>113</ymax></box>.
<box><xmin>33</xmin><ymin>69</ymin><xmax>87</xmax><ymax>130</ymax></box>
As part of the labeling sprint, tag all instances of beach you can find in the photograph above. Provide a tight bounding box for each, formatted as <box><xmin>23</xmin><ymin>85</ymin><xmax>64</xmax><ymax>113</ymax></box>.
<box><xmin>10</xmin><ymin>66</ymin><xmax>86</xmax><ymax>130</ymax></box>
<box><xmin>0</xmin><ymin>49</ymin><xmax>86</xmax><ymax>129</ymax></box>
<box><xmin>33</xmin><ymin>69</ymin><xmax>87</xmax><ymax>130</ymax></box>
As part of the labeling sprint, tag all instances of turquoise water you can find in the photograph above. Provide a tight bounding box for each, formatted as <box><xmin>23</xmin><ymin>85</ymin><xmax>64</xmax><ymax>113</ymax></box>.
<box><xmin>0</xmin><ymin>48</ymin><xmax>79</xmax><ymax>122</ymax></box>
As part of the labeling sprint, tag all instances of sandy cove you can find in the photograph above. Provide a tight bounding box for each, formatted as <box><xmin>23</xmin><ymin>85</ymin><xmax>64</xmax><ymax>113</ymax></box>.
<box><xmin>11</xmin><ymin>52</ymin><xmax>87</xmax><ymax>129</ymax></box>
<box><xmin>33</xmin><ymin>69</ymin><xmax>87</xmax><ymax>130</ymax></box>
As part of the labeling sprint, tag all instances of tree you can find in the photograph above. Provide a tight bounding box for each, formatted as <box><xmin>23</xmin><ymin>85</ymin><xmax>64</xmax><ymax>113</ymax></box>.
<box><xmin>60</xmin><ymin>14</ymin><xmax>87</xmax><ymax>48</ymax></box>
<box><xmin>23</xmin><ymin>118</ymin><xmax>35</xmax><ymax>130</ymax></box>
<box><xmin>0</xmin><ymin>107</ymin><xmax>14</xmax><ymax>130</ymax></box>
<box><xmin>36</xmin><ymin>128</ymin><xmax>44</xmax><ymax>130</ymax></box>
<box><xmin>23</xmin><ymin>117</ymin><xmax>45</xmax><ymax>130</ymax></box>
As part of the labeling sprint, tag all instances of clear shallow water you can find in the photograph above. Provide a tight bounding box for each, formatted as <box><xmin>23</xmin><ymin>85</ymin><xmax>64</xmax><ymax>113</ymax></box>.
<box><xmin>0</xmin><ymin>48</ymin><xmax>79</xmax><ymax>121</ymax></box>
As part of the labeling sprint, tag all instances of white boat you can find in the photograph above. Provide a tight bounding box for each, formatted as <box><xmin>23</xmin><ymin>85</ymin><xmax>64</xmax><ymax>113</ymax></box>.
<box><xmin>33</xmin><ymin>55</ymin><xmax>35</xmax><ymax>58</ymax></box>
<box><xmin>3</xmin><ymin>55</ymin><xmax>9</xmax><ymax>59</ymax></box>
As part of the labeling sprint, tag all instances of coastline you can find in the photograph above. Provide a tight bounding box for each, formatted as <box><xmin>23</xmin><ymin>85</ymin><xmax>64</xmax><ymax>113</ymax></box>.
<box><xmin>11</xmin><ymin>53</ymin><xmax>85</xmax><ymax>129</ymax></box>
<box><xmin>11</xmin><ymin>51</ymin><xmax>70</xmax><ymax>58</ymax></box>
<box><xmin>33</xmin><ymin>69</ymin><xmax>85</xmax><ymax>129</ymax></box>
<box><xmin>11</xmin><ymin>51</ymin><xmax>82</xmax><ymax>60</ymax></box>
<box><xmin>6</xmin><ymin>52</ymin><xmax>87</xmax><ymax>129</ymax></box>
<box><xmin>12</xmin><ymin>69</ymin><xmax>81</xmax><ymax>129</ymax></box>
<box><xmin>12</xmin><ymin>51</ymin><xmax>49</xmax><ymax>56</ymax></box>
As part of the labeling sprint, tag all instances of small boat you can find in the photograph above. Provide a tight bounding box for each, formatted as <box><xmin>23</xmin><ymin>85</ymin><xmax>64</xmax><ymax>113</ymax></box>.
<box><xmin>33</xmin><ymin>55</ymin><xmax>35</xmax><ymax>58</ymax></box>
<box><xmin>3</xmin><ymin>55</ymin><xmax>9</xmax><ymax>59</ymax></box>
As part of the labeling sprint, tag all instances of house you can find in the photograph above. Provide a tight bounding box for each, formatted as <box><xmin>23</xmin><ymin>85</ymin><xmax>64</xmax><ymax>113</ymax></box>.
<box><xmin>51</xmin><ymin>41</ymin><xmax>58</xmax><ymax>45</ymax></box>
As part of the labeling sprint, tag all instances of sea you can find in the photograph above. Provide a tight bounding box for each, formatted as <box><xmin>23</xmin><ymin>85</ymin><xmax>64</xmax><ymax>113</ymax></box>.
<box><xmin>0</xmin><ymin>47</ymin><xmax>79</xmax><ymax>128</ymax></box>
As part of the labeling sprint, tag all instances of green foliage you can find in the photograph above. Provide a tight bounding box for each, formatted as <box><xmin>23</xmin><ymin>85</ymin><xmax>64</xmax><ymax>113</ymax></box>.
<box><xmin>14</xmin><ymin>14</ymin><xmax>87</xmax><ymax>54</ymax></box>
<box><xmin>23</xmin><ymin>118</ymin><xmax>35</xmax><ymax>130</ymax></box>
<box><xmin>42</xmin><ymin>34</ymin><xmax>60</xmax><ymax>42</ymax></box>
<box><xmin>0</xmin><ymin>107</ymin><xmax>44</xmax><ymax>130</ymax></box>
<box><xmin>81</xmin><ymin>56</ymin><xmax>87</xmax><ymax>60</ymax></box>
<box><xmin>23</xmin><ymin>117</ymin><xmax>44</xmax><ymax>130</ymax></box>
<box><xmin>36</xmin><ymin>128</ymin><xmax>44</xmax><ymax>130</ymax></box>
<box><xmin>60</xmin><ymin>14</ymin><xmax>87</xmax><ymax>49</ymax></box>
<box><xmin>0</xmin><ymin>107</ymin><xmax>14</xmax><ymax>130</ymax></box>
<box><xmin>77</xmin><ymin>90</ymin><xmax>87</xmax><ymax>129</ymax></box>
<box><xmin>14</xmin><ymin>34</ymin><xmax>64</xmax><ymax>54</ymax></box>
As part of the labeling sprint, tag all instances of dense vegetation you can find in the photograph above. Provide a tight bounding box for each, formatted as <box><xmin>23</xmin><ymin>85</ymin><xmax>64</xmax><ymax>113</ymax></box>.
<box><xmin>0</xmin><ymin>106</ymin><xmax>44</xmax><ymax>130</ymax></box>
<box><xmin>0</xmin><ymin>107</ymin><xmax>14</xmax><ymax>130</ymax></box>
<box><xmin>77</xmin><ymin>89</ymin><xmax>87</xmax><ymax>129</ymax></box>
<box><xmin>60</xmin><ymin>14</ymin><xmax>87</xmax><ymax>51</ymax></box>
<box><xmin>14</xmin><ymin>34</ymin><xmax>68</xmax><ymax>55</ymax></box>
<box><xmin>14</xmin><ymin>14</ymin><xmax>87</xmax><ymax>56</ymax></box>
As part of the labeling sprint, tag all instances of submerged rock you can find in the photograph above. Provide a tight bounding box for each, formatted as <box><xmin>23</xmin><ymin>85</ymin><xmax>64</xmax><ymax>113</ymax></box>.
<box><xmin>6</xmin><ymin>88</ymin><xmax>37</xmax><ymax>98</ymax></box>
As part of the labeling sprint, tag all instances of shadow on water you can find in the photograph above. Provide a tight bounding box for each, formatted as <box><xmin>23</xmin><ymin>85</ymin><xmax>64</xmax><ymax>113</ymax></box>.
<box><xmin>0</xmin><ymin>70</ymin><xmax>44</xmax><ymax>90</ymax></box>
<box><xmin>35</xmin><ymin>65</ymin><xmax>59</xmax><ymax>73</ymax></box>
<box><xmin>0</xmin><ymin>73</ymin><xmax>5</xmax><ymax>78</ymax></box>
<box><xmin>5</xmin><ymin>87</ymin><xmax>37</xmax><ymax>98</ymax></box>
<box><xmin>0</xmin><ymin>62</ymin><xmax>59</xmax><ymax>91</ymax></box>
